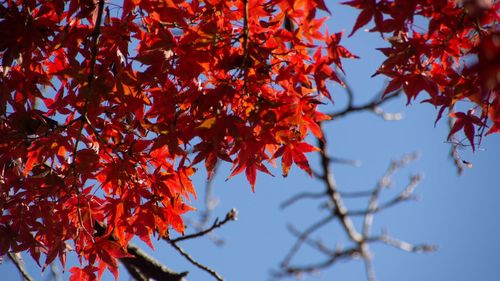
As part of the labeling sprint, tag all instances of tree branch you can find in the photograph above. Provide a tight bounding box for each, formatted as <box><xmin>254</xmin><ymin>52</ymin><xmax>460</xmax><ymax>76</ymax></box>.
<box><xmin>122</xmin><ymin>243</ymin><xmax>188</xmax><ymax>281</ymax></box>
<box><xmin>8</xmin><ymin>253</ymin><xmax>34</xmax><ymax>281</ymax></box>
<box><xmin>286</xmin><ymin>224</ymin><xmax>336</xmax><ymax>257</ymax></box>
<box><xmin>275</xmin><ymin>142</ymin><xmax>431</xmax><ymax>280</ymax></box>
<box><xmin>327</xmin><ymin>91</ymin><xmax>401</xmax><ymax>120</ymax></box>
<box><xmin>169</xmin><ymin>208</ymin><xmax>237</xmax><ymax>243</ymax></box>
<box><xmin>377</xmin><ymin>234</ymin><xmax>437</xmax><ymax>253</ymax></box>
<box><xmin>280</xmin><ymin>192</ymin><xmax>325</xmax><ymax>209</ymax></box>
<box><xmin>280</xmin><ymin>215</ymin><xmax>336</xmax><ymax>268</ymax></box>
<box><xmin>318</xmin><ymin>133</ymin><xmax>363</xmax><ymax>243</ymax></box>
<box><xmin>274</xmin><ymin>247</ymin><xmax>359</xmax><ymax>278</ymax></box>
<box><xmin>163</xmin><ymin>209</ymin><xmax>237</xmax><ymax>281</ymax></box>
<box><xmin>168</xmin><ymin>242</ymin><xmax>224</xmax><ymax>281</ymax></box>
<box><xmin>93</xmin><ymin>222</ymin><xmax>187</xmax><ymax>281</ymax></box>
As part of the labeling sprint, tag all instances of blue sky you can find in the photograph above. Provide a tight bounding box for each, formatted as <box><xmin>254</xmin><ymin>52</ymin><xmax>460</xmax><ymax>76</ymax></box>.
<box><xmin>2</xmin><ymin>2</ymin><xmax>499</xmax><ymax>281</ymax></box>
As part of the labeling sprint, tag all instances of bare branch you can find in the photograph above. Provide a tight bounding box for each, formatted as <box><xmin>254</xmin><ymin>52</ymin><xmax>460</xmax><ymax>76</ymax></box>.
<box><xmin>339</xmin><ymin>190</ymin><xmax>374</xmax><ymax>198</ymax></box>
<box><xmin>168</xmin><ymin>242</ymin><xmax>224</xmax><ymax>281</ymax></box>
<box><xmin>276</xmin><ymin>146</ymin><xmax>431</xmax><ymax>280</ymax></box>
<box><xmin>378</xmin><ymin>235</ymin><xmax>437</xmax><ymax>253</ymax></box>
<box><xmin>280</xmin><ymin>215</ymin><xmax>336</xmax><ymax>268</ymax></box>
<box><xmin>170</xmin><ymin>209</ymin><xmax>237</xmax><ymax>243</ymax></box>
<box><xmin>286</xmin><ymin>224</ymin><xmax>336</xmax><ymax>256</ymax></box>
<box><xmin>373</xmin><ymin>106</ymin><xmax>403</xmax><ymax>121</ymax></box>
<box><xmin>280</xmin><ymin>192</ymin><xmax>325</xmax><ymax>209</ymax></box>
<box><xmin>327</xmin><ymin>91</ymin><xmax>401</xmax><ymax>121</ymax></box>
<box><xmin>362</xmin><ymin>249</ymin><xmax>377</xmax><ymax>281</ymax></box>
<box><xmin>199</xmin><ymin>161</ymin><xmax>220</xmax><ymax>226</ymax></box>
<box><xmin>92</xmin><ymin>223</ymin><xmax>187</xmax><ymax>281</ymax></box>
<box><xmin>49</xmin><ymin>263</ymin><xmax>62</xmax><ymax>281</ymax></box>
<box><xmin>274</xmin><ymin>247</ymin><xmax>359</xmax><ymax>278</ymax></box>
<box><xmin>360</xmin><ymin>155</ymin><xmax>419</xmax><ymax>236</ymax></box>
<box><xmin>318</xmin><ymin>134</ymin><xmax>363</xmax><ymax>243</ymax></box>
<box><xmin>362</xmin><ymin>181</ymin><xmax>383</xmax><ymax>238</ymax></box>
<box><xmin>7</xmin><ymin>253</ymin><xmax>34</xmax><ymax>281</ymax></box>
<box><xmin>447</xmin><ymin>106</ymin><xmax>463</xmax><ymax>175</ymax></box>
<box><xmin>330</xmin><ymin>156</ymin><xmax>362</xmax><ymax>166</ymax></box>
<box><xmin>163</xmin><ymin>210</ymin><xmax>237</xmax><ymax>281</ymax></box>
<box><xmin>183</xmin><ymin>218</ymin><xmax>226</xmax><ymax>246</ymax></box>
<box><xmin>123</xmin><ymin>243</ymin><xmax>188</xmax><ymax>281</ymax></box>
<box><xmin>121</xmin><ymin>262</ymin><xmax>148</xmax><ymax>281</ymax></box>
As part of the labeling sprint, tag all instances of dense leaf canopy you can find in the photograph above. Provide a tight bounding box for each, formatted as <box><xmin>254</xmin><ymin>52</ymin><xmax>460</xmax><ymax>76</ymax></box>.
<box><xmin>0</xmin><ymin>0</ymin><xmax>498</xmax><ymax>279</ymax></box>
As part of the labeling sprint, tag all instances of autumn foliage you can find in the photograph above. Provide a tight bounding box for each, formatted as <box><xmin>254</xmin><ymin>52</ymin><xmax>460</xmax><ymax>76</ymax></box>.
<box><xmin>0</xmin><ymin>0</ymin><xmax>498</xmax><ymax>279</ymax></box>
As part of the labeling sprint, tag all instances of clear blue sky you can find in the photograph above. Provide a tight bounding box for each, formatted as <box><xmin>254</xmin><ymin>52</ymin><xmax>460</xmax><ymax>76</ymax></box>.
<box><xmin>2</xmin><ymin>2</ymin><xmax>499</xmax><ymax>281</ymax></box>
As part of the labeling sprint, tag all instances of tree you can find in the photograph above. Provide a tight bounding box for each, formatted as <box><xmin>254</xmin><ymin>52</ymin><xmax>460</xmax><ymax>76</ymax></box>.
<box><xmin>0</xmin><ymin>0</ymin><xmax>498</xmax><ymax>280</ymax></box>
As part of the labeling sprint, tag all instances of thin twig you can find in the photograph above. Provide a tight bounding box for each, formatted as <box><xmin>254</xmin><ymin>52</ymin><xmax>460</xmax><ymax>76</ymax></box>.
<box><xmin>68</xmin><ymin>0</ymin><xmax>106</xmax><ymax>240</ymax></box>
<box><xmin>183</xmin><ymin>217</ymin><xmax>226</xmax><ymax>246</ymax></box>
<box><xmin>170</xmin><ymin>208</ymin><xmax>237</xmax><ymax>243</ymax></box>
<box><xmin>362</xmin><ymin>179</ymin><xmax>383</xmax><ymax>238</ymax></box>
<box><xmin>169</xmin><ymin>242</ymin><xmax>224</xmax><ymax>281</ymax></box>
<box><xmin>275</xmin><ymin>247</ymin><xmax>359</xmax><ymax>277</ymax></box>
<box><xmin>328</xmin><ymin>91</ymin><xmax>401</xmax><ymax>120</ymax></box>
<box><xmin>379</xmin><ymin>235</ymin><xmax>437</xmax><ymax>253</ymax></box>
<box><xmin>70</xmin><ymin>0</ymin><xmax>105</xmax><ymax>165</ymax></box>
<box><xmin>199</xmin><ymin>161</ymin><xmax>220</xmax><ymax>226</ymax></box>
<box><xmin>339</xmin><ymin>190</ymin><xmax>374</xmax><ymax>198</ymax></box>
<box><xmin>280</xmin><ymin>215</ymin><xmax>336</xmax><ymax>268</ymax></box>
<box><xmin>286</xmin><ymin>224</ymin><xmax>336</xmax><ymax>256</ymax></box>
<box><xmin>330</xmin><ymin>156</ymin><xmax>362</xmax><ymax>166</ymax></box>
<box><xmin>280</xmin><ymin>192</ymin><xmax>325</xmax><ymax>209</ymax></box>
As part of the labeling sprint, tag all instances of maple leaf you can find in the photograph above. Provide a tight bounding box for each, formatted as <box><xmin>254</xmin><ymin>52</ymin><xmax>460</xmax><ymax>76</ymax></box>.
<box><xmin>342</xmin><ymin>0</ymin><xmax>377</xmax><ymax>37</ymax></box>
<box><xmin>486</xmin><ymin>96</ymin><xmax>500</xmax><ymax>135</ymax></box>
<box><xmin>326</xmin><ymin>32</ymin><xmax>359</xmax><ymax>73</ymax></box>
<box><xmin>69</xmin><ymin>266</ymin><xmax>98</xmax><ymax>281</ymax></box>
<box><xmin>2</xmin><ymin>0</ymin><xmax>499</xmax><ymax>280</ymax></box>
<box><xmin>275</xmin><ymin>142</ymin><xmax>319</xmax><ymax>177</ymax></box>
<box><xmin>448</xmin><ymin>110</ymin><xmax>485</xmax><ymax>151</ymax></box>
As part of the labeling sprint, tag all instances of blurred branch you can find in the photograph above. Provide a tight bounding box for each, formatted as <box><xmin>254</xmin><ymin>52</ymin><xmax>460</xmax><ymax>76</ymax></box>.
<box><xmin>318</xmin><ymin>134</ymin><xmax>363</xmax><ymax>243</ymax></box>
<box><xmin>327</xmin><ymin>85</ymin><xmax>402</xmax><ymax>121</ymax></box>
<box><xmin>280</xmin><ymin>192</ymin><xmax>325</xmax><ymax>209</ymax></box>
<box><xmin>348</xmin><ymin>175</ymin><xmax>422</xmax><ymax>217</ymax></box>
<box><xmin>8</xmin><ymin>253</ymin><xmax>34</xmax><ymax>281</ymax></box>
<box><xmin>329</xmin><ymin>156</ymin><xmax>362</xmax><ymax>166</ymax></box>
<box><xmin>280</xmin><ymin>215</ymin><xmax>336</xmax><ymax>268</ymax></box>
<box><xmin>339</xmin><ymin>190</ymin><xmax>374</xmax><ymax>198</ymax></box>
<box><xmin>122</xmin><ymin>261</ymin><xmax>148</xmax><ymax>281</ymax></box>
<box><xmin>448</xmin><ymin>114</ymin><xmax>465</xmax><ymax>175</ymax></box>
<box><xmin>286</xmin><ymin>224</ymin><xmax>336</xmax><ymax>256</ymax></box>
<box><xmin>199</xmin><ymin>161</ymin><xmax>220</xmax><ymax>226</ymax></box>
<box><xmin>185</xmin><ymin>161</ymin><xmax>226</xmax><ymax>245</ymax></box>
<box><xmin>273</xmin><ymin>247</ymin><xmax>359</xmax><ymax>278</ymax></box>
<box><xmin>274</xmin><ymin>125</ymin><xmax>431</xmax><ymax>280</ymax></box>
<box><xmin>49</xmin><ymin>263</ymin><xmax>62</xmax><ymax>281</ymax></box>
<box><xmin>377</xmin><ymin>234</ymin><xmax>437</xmax><ymax>253</ymax></box>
